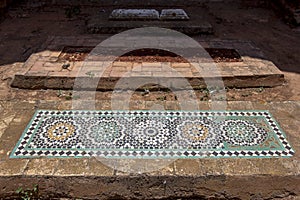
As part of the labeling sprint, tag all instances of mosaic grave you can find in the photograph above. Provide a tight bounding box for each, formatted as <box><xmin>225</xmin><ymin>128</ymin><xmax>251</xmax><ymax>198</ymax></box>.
<box><xmin>88</xmin><ymin>9</ymin><xmax>211</xmax><ymax>34</ymax></box>
<box><xmin>109</xmin><ymin>9</ymin><xmax>189</xmax><ymax>21</ymax></box>
<box><xmin>160</xmin><ymin>9</ymin><xmax>189</xmax><ymax>20</ymax></box>
<box><xmin>10</xmin><ymin>110</ymin><xmax>294</xmax><ymax>158</ymax></box>
<box><xmin>109</xmin><ymin>9</ymin><xmax>160</xmax><ymax>20</ymax></box>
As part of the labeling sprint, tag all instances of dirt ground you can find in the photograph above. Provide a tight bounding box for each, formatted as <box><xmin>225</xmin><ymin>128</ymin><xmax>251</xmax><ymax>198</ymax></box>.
<box><xmin>0</xmin><ymin>1</ymin><xmax>299</xmax><ymax>103</ymax></box>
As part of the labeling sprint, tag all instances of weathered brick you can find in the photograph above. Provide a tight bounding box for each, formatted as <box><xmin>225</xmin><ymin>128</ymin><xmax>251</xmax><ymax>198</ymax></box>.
<box><xmin>171</xmin><ymin>62</ymin><xmax>191</xmax><ymax>68</ymax></box>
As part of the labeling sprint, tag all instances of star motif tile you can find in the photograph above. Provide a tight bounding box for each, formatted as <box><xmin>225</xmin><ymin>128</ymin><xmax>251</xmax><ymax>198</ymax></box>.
<box><xmin>10</xmin><ymin>110</ymin><xmax>294</xmax><ymax>158</ymax></box>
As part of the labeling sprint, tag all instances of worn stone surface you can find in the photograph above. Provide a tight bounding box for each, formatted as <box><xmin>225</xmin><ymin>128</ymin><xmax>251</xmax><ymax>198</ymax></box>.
<box><xmin>23</xmin><ymin>159</ymin><xmax>60</xmax><ymax>175</ymax></box>
<box><xmin>11</xmin><ymin>37</ymin><xmax>284</xmax><ymax>90</ymax></box>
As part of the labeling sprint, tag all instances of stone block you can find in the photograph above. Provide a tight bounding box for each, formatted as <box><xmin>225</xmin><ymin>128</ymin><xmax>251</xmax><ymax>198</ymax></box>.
<box><xmin>109</xmin><ymin>9</ymin><xmax>159</xmax><ymax>20</ymax></box>
<box><xmin>160</xmin><ymin>9</ymin><xmax>189</xmax><ymax>20</ymax></box>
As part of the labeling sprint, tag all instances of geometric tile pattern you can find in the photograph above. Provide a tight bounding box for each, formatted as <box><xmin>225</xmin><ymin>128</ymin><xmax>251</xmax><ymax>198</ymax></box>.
<box><xmin>109</xmin><ymin>9</ymin><xmax>160</xmax><ymax>20</ymax></box>
<box><xmin>10</xmin><ymin>110</ymin><xmax>294</xmax><ymax>158</ymax></box>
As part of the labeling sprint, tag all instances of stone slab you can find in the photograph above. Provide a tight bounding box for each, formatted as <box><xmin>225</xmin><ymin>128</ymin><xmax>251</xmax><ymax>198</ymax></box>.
<box><xmin>160</xmin><ymin>9</ymin><xmax>189</xmax><ymax>20</ymax></box>
<box><xmin>109</xmin><ymin>9</ymin><xmax>160</xmax><ymax>20</ymax></box>
<box><xmin>11</xmin><ymin>37</ymin><xmax>285</xmax><ymax>90</ymax></box>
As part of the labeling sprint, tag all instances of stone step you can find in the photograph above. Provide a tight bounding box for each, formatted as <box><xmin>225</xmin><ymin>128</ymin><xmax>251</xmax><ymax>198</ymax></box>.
<box><xmin>11</xmin><ymin>36</ymin><xmax>285</xmax><ymax>90</ymax></box>
<box><xmin>0</xmin><ymin>171</ymin><xmax>298</xmax><ymax>199</ymax></box>
<box><xmin>11</xmin><ymin>64</ymin><xmax>284</xmax><ymax>90</ymax></box>
<box><xmin>87</xmin><ymin>17</ymin><xmax>213</xmax><ymax>35</ymax></box>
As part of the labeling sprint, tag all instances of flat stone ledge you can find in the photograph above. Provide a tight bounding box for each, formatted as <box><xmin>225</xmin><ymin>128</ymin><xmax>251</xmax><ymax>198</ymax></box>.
<box><xmin>87</xmin><ymin>20</ymin><xmax>213</xmax><ymax>35</ymax></box>
<box><xmin>11</xmin><ymin>37</ymin><xmax>285</xmax><ymax>90</ymax></box>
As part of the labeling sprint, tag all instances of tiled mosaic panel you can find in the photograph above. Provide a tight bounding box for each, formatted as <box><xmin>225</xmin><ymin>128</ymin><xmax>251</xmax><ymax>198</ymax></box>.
<box><xmin>10</xmin><ymin>110</ymin><xmax>294</xmax><ymax>158</ymax></box>
<box><xmin>160</xmin><ymin>9</ymin><xmax>190</xmax><ymax>20</ymax></box>
<box><xmin>109</xmin><ymin>9</ymin><xmax>160</xmax><ymax>20</ymax></box>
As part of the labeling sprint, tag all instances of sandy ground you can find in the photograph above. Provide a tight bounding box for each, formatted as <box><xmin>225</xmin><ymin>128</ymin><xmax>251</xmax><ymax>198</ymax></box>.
<box><xmin>0</xmin><ymin>1</ymin><xmax>299</xmax><ymax>103</ymax></box>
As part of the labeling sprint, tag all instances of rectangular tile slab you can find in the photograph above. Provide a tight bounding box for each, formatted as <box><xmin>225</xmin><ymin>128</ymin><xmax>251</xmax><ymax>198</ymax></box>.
<box><xmin>160</xmin><ymin>9</ymin><xmax>189</xmax><ymax>20</ymax></box>
<box><xmin>10</xmin><ymin>110</ymin><xmax>294</xmax><ymax>158</ymax></box>
<box><xmin>109</xmin><ymin>9</ymin><xmax>159</xmax><ymax>20</ymax></box>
